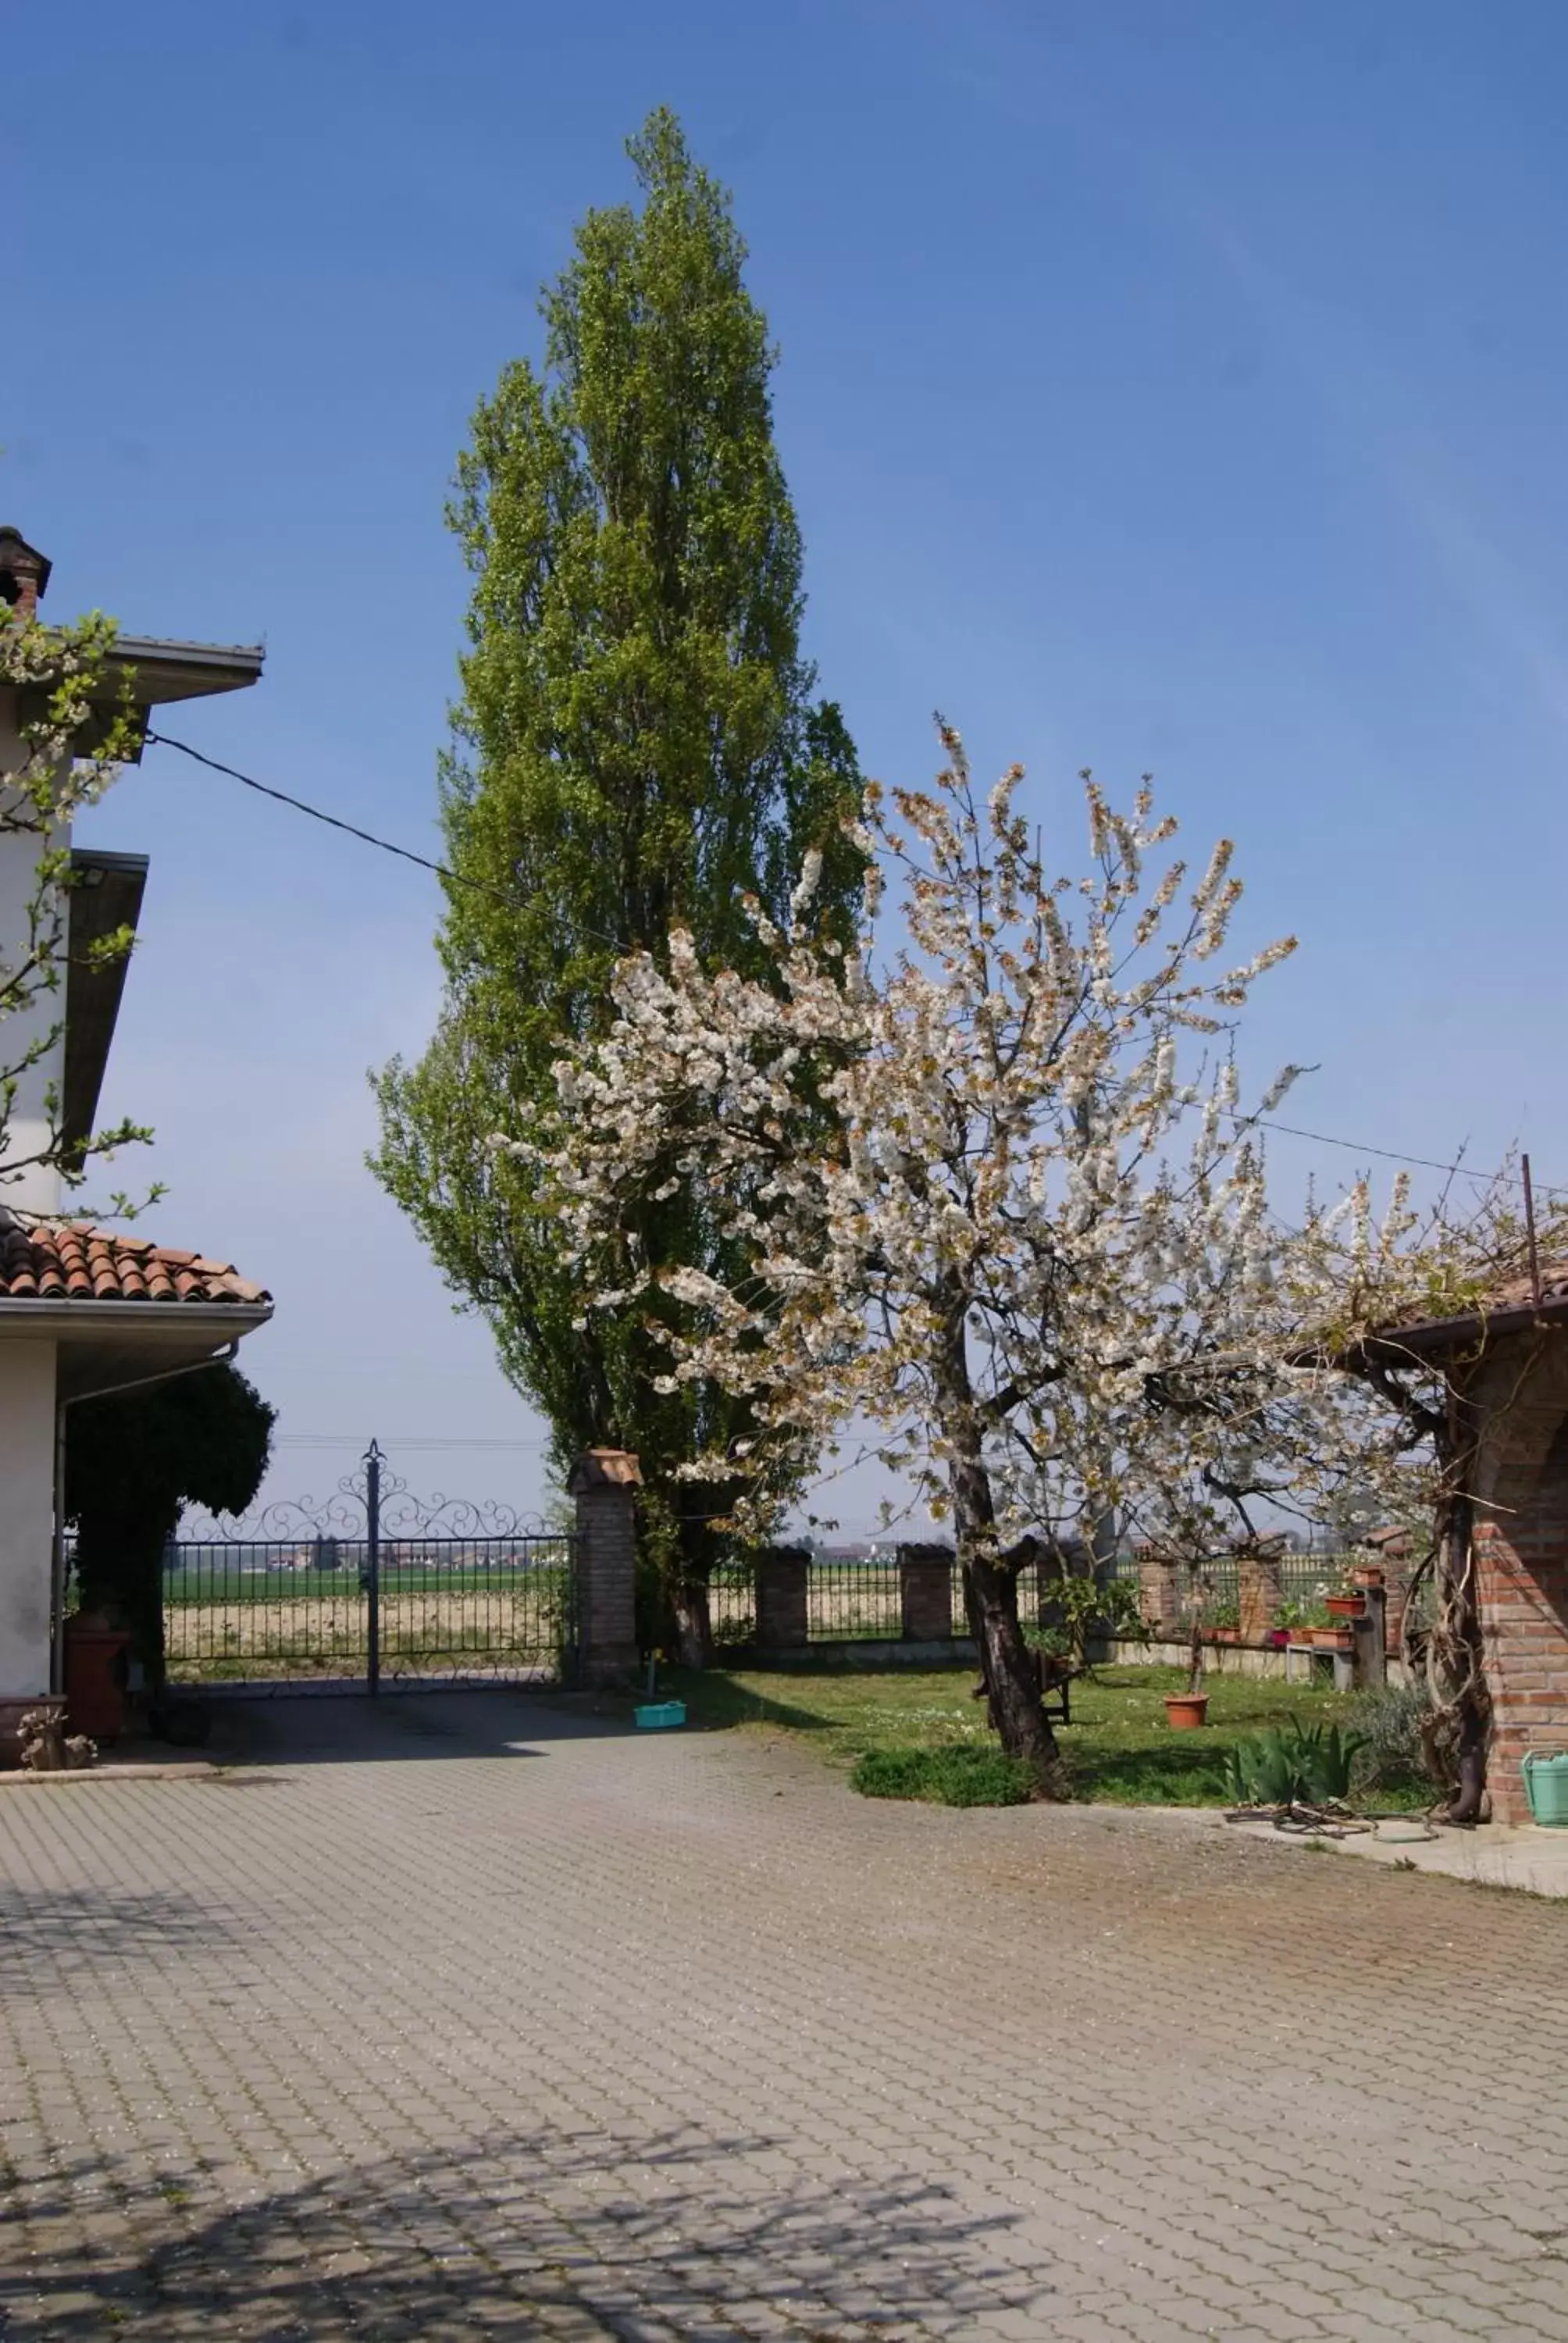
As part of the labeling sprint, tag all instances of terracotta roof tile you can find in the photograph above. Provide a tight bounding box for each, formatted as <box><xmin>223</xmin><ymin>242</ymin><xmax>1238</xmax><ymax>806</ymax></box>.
<box><xmin>1481</xmin><ymin>1261</ymin><xmax>1568</xmax><ymax>1311</ymax></box>
<box><xmin>0</xmin><ymin>1214</ymin><xmax>269</xmax><ymax>1308</ymax></box>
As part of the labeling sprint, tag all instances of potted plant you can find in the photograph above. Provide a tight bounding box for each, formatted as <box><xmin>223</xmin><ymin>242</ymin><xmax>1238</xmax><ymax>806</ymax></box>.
<box><xmin>1165</xmin><ymin>1570</ymin><xmax>1212</xmax><ymax>1729</ymax></box>
<box><xmin>1276</xmin><ymin>1596</ymin><xmax>1313</xmax><ymax>1645</ymax></box>
<box><xmin>1207</xmin><ymin>1593</ymin><xmax>1242</xmax><ymax>1646</ymax></box>
<box><xmin>1324</xmin><ymin>1569</ymin><xmax>1367</xmax><ymax>1621</ymax></box>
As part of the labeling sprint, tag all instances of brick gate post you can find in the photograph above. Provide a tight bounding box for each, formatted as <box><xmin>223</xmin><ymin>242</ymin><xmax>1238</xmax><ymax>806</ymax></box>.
<box><xmin>899</xmin><ymin>1543</ymin><xmax>956</xmax><ymax>1642</ymax></box>
<box><xmin>568</xmin><ymin>1449</ymin><xmax>642</xmax><ymax>1686</ymax></box>
<box><xmin>755</xmin><ymin>1546</ymin><xmax>810</xmax><ymax>1651</ymax></box>
<box><xmin>1238</xmin><ymin>1551</ymin><xmax>1282</xmax><ymax>1643</ymax></box>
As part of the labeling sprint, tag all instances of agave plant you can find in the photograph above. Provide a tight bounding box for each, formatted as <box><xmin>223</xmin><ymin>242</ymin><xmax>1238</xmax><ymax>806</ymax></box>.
<box><xmin>1224</xmin><ymin>1717</ymin><xmax>1370</xmax><ymax>1810</ymax></box>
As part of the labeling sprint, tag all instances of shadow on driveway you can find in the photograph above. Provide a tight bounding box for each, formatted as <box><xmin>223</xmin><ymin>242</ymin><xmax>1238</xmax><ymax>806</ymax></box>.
<box><xmin>1</xmin><ymin>2124</ymin><xmax>1047</xmax><ymax>2339</ymax></box>
<box><xmin>205</xmin><ymin>1687</ymin><xmax>639</xmax><ymax>1768</ymax></box>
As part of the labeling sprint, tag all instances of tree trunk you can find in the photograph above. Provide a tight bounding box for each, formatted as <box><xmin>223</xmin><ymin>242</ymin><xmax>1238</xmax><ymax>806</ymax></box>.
<box><xmin>966</xmin><ymin>1549</ymin><xmax>1068</xmax><ymax>1793</ymax></box>
<box><xmin>666</xmin><ymin>1503</ymin><xmax>715</xmax><ymax>1668</ymax></box>
<box><xmin>1436</xmin><ymin>1484</ymin><xmax>1490</xmax><ymax>1825</ymax></box>
<box><xmin>1423</xmin><ymin>1383</ymin><xmax>1491</xmax><ymax>1826</ymax></box>
<box><xmin>936</xmin><ymin>1279</ymin><xmax>1067</xmax><ymax>1797</ymax></box>
<box><xmin>668</xmin><ymin>1577</ymin><xmax>713</xmax><ymax>1668</ymax></box>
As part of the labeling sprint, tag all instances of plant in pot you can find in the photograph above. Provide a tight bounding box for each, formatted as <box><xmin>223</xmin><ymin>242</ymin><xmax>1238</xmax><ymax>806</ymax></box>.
<box><xmin>1296</xmin><ymin>1590</ymin><xmax>1351</xmax><ymax>1649</ymax></box>
<box><xmin>1166</xmin><ymin>1571</ymin><xmax>1213</xmax><ymax>1729</ymax></box>
<box><xmin>1324</xmin><ymin>1565</ymin><xmax>1367</xmax><ymax>1622</ymax></box>
<box><xmin>1207</xmin><ymin>1592</ymin><xmax>1242</xmax><ymax>1646</ymax></box>
<box><xmin>1274</xmin><ymin>1596</ymin><xmax>1306</xmax><ymax>1647</ymax></box>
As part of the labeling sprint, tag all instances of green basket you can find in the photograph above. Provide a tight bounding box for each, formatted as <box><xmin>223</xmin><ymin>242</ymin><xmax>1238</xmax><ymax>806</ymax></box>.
<box><xmin>1521</xmin><ymin>1752</ymin><xmax>1568</xmax><ymax>1826</ymax></box>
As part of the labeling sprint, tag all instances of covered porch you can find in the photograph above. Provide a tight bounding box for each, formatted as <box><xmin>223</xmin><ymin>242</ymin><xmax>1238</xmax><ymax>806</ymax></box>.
<box><xmin>0</xmin><ymin>1216</ymin><xmax>271</xmax><ymax>1756</ymax></box>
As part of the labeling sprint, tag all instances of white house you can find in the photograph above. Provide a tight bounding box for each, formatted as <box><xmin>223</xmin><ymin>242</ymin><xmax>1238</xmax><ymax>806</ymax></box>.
<box><xmin>0</xmin><ymin>528</ymin><xmax>273</xmax><ymax>1753</ymax></box>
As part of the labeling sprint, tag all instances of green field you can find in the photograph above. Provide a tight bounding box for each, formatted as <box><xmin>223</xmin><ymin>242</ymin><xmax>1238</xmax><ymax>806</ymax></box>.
<box><xmin>162</xmin><ymin>1565</ymin><xmax>572</xmax><ymax>1607</ymax></box>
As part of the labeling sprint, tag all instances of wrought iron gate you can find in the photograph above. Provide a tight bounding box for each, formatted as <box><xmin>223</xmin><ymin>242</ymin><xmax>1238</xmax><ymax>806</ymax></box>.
<box><xmin>162</xmin><ymin>1443</ymin><xmax>579</xmax><ymax>1692</ymax></box>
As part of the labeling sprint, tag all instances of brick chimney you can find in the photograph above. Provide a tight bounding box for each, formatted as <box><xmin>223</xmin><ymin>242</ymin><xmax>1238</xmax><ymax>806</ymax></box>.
<box><xmin>0</xmin><ymin>529</ymin><xmax>51</xmax><ymax>619</ymax></box>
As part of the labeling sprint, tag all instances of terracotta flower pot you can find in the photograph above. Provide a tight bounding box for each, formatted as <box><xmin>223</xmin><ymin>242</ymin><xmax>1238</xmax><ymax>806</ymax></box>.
<box><xmin>1325</xmin><ymin>1595</ymin><xmax>1365</xmax><ymax>1620</ymax></box>
<box><xmin>1310</xmin><ymin>1627</ymin><xmax>1353</xmax><ymax>1652</ymax></box>
<box><xmin>1351</xmin><ymin>1567</ymin><xmax>1385</xmax><ymax>1591</ymax></box>
<box><xmin>1164</xmin><ymin>1692</ymin><xmax>1210</xmax><ymax>1730</ymax></box>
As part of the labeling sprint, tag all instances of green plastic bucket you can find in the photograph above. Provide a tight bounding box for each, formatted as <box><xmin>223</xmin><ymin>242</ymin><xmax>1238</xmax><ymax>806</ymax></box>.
<box><xmin>1521</xmin><ymin>1752</ymin><xmax>1568</xmax><ymax>1826</ymax></box>
<box><xmin>634</xmin><ymin>1700</ymin><xmax>686</xmax><ymax>1731</ymax></box>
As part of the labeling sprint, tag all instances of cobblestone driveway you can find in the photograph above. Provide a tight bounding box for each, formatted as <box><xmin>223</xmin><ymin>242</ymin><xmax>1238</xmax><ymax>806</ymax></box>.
<box><xmin>4</xmin><ymin>1692</ymin><xmax>1568</xmax><ymax>2341</ymax></box>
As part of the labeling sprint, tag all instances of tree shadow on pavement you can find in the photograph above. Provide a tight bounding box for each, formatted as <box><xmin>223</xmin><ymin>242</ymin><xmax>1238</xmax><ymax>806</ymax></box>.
<box><xmin>0</xmin><ymin>2122</ymin><xmax>1049</xmax><ymax>2340</ymax></box>
<box><xmin>0</xmin><ymin>1886</ymin><xmax>255</xmax><ymax>1974</ymax></box>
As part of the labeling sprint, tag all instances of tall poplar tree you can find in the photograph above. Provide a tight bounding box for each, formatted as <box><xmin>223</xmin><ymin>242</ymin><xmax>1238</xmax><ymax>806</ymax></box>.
<box><xmin>372</xmin><ymin>110</ymin><xmax>863</xmax><ymax>1657</ymax></box>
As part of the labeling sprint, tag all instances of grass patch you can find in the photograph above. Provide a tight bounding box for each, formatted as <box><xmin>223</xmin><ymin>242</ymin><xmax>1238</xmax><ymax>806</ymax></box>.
<box><xmin>851</xmin><ymin>1744</ymin><xmax>1036</xmax><ymax>1806</ymax></box>
<box><xmin>665</xmin><ymin>1660</ymin><xmax>1431</xmax><ymax>1809</ymax></box>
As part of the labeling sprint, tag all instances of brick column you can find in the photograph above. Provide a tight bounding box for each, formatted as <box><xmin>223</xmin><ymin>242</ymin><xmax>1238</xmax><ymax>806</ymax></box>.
<box><xmin>1137</xmin><ymin>1549</ymin><xmax>1181</xmax><ymax>1635</ymax></box>
<box><xmin>755</xmin><ymin>1546</ymin><xmax>810</xmax><ymax>1650</ymax></box>
<box><xmin>899</xmin><ymin>1543</ymin><xmax>955</xmax><ymax>1642</ymax></box>
<box><xmin>568</xmin><ymin>1449</ymin><xmax>641</xmax><ymax>1687</ymax></box>
<box><xmin>1238</xmin><ymin>1553</ymin><xmax>1281</xmax><ymax>1642</ymax></box>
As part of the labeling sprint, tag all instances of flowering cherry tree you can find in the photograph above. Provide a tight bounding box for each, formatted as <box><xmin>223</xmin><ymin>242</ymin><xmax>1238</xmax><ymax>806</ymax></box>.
<box><xmin>519</xmin><ymin>729</ymin><xmax>1434</xmax><ymax>1788</ymax></box>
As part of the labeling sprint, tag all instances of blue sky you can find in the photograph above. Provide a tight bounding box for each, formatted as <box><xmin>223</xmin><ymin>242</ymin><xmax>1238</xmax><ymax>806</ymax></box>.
<box><xmin>9</xmin><ymin>1</ymin><xmax>1568</xmax><ymax>1521</ymax></box>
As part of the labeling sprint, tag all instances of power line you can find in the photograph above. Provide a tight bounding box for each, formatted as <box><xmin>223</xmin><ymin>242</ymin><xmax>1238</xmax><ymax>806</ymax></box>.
<box><xmin>146</xmin><ymin>730</ymin><xmax>496</xmax><ymax>900</ymax></box>
<box><xmin>145</xmin><ymin>729</ymin><xmax>625</xmax><ymax>952</ymax></box>
<box><xmin>1235</xmin><ymin>1114</ymin><xmax>1568</xmax><ymax>1200</ymax></box>
<box><xmin>148</xmin><ymin>731</ymin><xmax>1560</xmax><ymax>1204</ymax></box>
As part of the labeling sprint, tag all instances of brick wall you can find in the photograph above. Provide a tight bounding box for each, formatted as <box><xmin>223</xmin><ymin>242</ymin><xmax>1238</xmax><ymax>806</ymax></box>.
<box><xmin>1472</xmin><ymin>1335</ymin><xmax>1568</xmax><ymax>1824</ymax></box>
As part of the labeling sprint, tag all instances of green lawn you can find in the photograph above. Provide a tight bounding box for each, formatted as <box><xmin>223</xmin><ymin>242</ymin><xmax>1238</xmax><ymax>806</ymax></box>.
<box><xmin>660</xmin><ymin>1661</ymin><xmax>1429</xmax><ymax>1809</ymax></box>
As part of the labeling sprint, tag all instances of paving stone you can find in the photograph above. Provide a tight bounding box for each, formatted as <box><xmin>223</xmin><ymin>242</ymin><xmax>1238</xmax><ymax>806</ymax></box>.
<box><xmin>2</xmin><ymin>1688</ymin><xmax>1567</xmax><ymax>2340</ymax></box>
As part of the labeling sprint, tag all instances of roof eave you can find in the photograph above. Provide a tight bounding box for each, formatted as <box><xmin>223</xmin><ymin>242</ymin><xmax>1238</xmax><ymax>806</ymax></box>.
<box><xmin>62</xmin><ymin>851</ymin><xmax>150</xmax><ymax>1160</ymax></box>
<box><xmin>103</xmin><ymin>637</ymin><xmax>265</xmax><ymax>707</ymax></box>
<box><xmin>0</xmin><ymin>1297</ymin><xmax>273</xmax><ymax>1332</ymax></box>
<box><xmin>1340</xmin><ymin>1294</ymin><xmax>1568</xmax><ymax>1369</ymax></box>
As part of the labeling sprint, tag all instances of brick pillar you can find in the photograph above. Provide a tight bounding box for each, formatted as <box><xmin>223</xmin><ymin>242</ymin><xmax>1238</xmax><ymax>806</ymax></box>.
<box><xmin>899</xmin><ymin>1543</ymin><xmax>955</xmax><ymax>1642</ymax></box>
<box><xmin>755</xmin><ymin>1546</ymin><xmax>810</xmax><ymax>1650</ymax></box>
<box><xmin>1137</xmin><ymin>1549</ymin><xmax>1181</xmax><ymax>1634</ymax></box>
<box><xmin>1238</xmin><ymin>1553</ymin><xmax>1281</xmax><ymax>1642</ymax></box>
<box><xmin>568</xmin><ymin>1448</ymin><xmax>641</xmax><ymax>1687</ymax></box>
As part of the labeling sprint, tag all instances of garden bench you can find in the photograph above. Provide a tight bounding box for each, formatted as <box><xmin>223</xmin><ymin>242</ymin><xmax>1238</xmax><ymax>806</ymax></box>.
<box><xmin>975</xmin><ymin>1649</ymin><xmax>1073</xmax><ymax>1729</ymax></box>
<box><xmin>1035</xmin><ymin>1650</ymin><xmax>1073</xmax><ymax>1725</ymax></box>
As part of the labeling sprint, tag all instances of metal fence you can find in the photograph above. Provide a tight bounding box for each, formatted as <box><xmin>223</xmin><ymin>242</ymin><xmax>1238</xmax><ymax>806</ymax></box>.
<box><xmin>706</xmin><ymin>1547</ymin><xmax>1433</xmax><ymax>1650</ymax></box>
<box><xmin>157</xmin><ymin>1445</ymin><xmax>577</xmax><ymax>1691</ymax></box>
<box><xmin>708</xmin><ymin>1553</ymin><xmax>1061</xmax><ymax>1646</ymax></box>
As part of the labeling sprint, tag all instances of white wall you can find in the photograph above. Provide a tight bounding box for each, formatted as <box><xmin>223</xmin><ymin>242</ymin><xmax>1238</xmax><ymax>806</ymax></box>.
<box><xmin>0</xmin><ymin>681</ymin><xmax>67</xmax><ymax>1216</ymax></box>
<box><xmin>0</xmin><ymin>1337</ymin><xmax>57</xmax><ymax>1697</ymax></box>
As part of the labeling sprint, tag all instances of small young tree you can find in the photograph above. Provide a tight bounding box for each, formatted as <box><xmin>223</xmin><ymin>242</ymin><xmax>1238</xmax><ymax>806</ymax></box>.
<box><xmin>520</xmin><ymin>729</ymin><xmax>1390</xmax><ymax>1789</ymax></box>
<box><xmin>65</xmin><ymin>1364</ymin><xmax>275</xmax><ymax>1689</ymax></box>
<box><xmin>2</xmin><ymin>602</ymin><xmax>151</xmax><ymax>1204</ymax></box>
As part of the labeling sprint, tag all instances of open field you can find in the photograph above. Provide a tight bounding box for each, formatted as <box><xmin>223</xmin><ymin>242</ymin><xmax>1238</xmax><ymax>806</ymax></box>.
<box><xmin>164</xmin><ymin>1584</ymin><xmax>572</xmax><ymax>1681</ymax></box>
